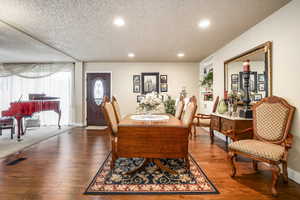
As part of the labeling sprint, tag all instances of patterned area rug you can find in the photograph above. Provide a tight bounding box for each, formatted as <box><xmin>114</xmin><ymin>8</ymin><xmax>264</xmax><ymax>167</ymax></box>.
<box><xmin>85</xmin><ymin>153</ymin><xmax>219</xmax><ymax>195</ymax></box>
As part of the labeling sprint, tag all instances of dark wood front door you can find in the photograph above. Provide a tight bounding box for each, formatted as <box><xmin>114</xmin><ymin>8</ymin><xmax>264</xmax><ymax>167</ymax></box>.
<box><xmin>86</xmin><ymin>73</ymin><xmax>111</xmax><ymax>126</ymax></box>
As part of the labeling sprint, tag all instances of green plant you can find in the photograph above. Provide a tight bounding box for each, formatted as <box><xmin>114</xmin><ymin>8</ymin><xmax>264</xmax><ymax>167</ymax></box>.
<box><xmin>200</xmin><ymin>71</ymin><xmax>213</xmax><ymax>88</ymax></box>
<box><xmin>164</xmin><ymin>96</ymin><xmax>176</xmax><ymax>115</ymax></box>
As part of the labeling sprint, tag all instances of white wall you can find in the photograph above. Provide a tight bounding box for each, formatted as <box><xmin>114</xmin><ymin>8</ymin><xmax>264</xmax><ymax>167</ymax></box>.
<box><xmin>83</xmin><ymin>62</ymin><xmax>199</xmax><ymax>120</ymax></box>
<box><xmin>199</xmin><ymin>0</ymin><xmax>300</xmax><ymax>181</ymax></box>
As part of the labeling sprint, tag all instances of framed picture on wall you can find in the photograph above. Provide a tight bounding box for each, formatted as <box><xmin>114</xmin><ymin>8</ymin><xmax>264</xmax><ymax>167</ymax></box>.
<box><xmin>141</xmin><ymin>72</ymin><xmax>159</xmax><ymax>94</ymax></box>
<box><xmin>231</xmin><ymin>74</ymin><xmax>239</xmax><ymax>83</ymax></box>
<box><xmin>258</xmin><ymin>83</ymin><xmax>265</xmax><ymax>91</ymax></box>
<box><xmin>253</xmin><ymin>94</ymin><xmax>262</xmax><ymax>101</ymax></box>
<box><xmin>160</xmin><ymin>83</ymin><xmax>168</xmax><ymax>92</ymax></box>
<box><xmin>160</xmin><ymin>75</ymin><xmax>168</xmax><ymax>83</ymax></box>
<box><xmin>133</xmin><ymin>75</ymin><xmax>140</xmax><ymax>93</ymax></box>
<box><xmin>258</xmin><ymin>74</ymin><xmax>265</xmax><ymax>82</ymax></box>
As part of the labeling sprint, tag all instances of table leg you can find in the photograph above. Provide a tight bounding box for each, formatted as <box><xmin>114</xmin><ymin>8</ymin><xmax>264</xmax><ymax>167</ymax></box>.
<box><xmin>153</xmin><ymin>159</ymin><xmax>177</xmax><ymax>175</ymax></box>
<box><xmin>126</xmin><ymin>158</ymin><xmax>150</xmax><ymax>175</ymax></box>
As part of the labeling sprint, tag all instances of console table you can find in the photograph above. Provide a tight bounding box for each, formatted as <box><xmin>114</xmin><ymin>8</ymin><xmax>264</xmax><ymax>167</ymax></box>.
<box><xmin>210</xmin><ymin>113</ymin><xmax>253</xmax><ymax>144</ymax></box>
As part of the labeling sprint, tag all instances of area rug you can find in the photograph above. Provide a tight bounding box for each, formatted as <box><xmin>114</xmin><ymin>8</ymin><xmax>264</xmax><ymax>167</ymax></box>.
<box><xmin>0</xmin><ymin>126</ymin><xmax>73</xmax><ymax>159</ymax></box>
<box><xmin>85</xmin><ymin>153</ymin><xmax>219</xmax><ymax>195</ymax></box>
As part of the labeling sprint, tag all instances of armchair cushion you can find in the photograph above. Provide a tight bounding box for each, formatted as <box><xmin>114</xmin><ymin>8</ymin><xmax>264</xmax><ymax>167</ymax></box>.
<box><xmin>229</xmin><ymin>139</ymin><xmax>284</xmax><ymax>162</ymax></box>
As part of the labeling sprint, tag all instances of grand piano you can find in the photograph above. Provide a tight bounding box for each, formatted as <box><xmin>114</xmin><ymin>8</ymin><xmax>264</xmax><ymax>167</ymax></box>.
<box><xmin>1</xmin><ymin>94</ymin><xmax>61</xmax><ymax>141</ymax></box>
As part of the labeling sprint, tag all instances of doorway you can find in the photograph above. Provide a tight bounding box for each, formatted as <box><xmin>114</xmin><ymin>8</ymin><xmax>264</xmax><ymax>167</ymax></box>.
<box><xmin>86</xmin><ymin>73</ymin><xmax>111</xmax><ymax>126</ymax></box>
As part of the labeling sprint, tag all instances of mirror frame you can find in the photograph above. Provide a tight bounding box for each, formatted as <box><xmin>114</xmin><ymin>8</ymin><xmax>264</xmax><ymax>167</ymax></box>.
<box><xmin>224</xmin><ymin>41</ymin><xmax>272</xmax><ymax>97</ymax></box>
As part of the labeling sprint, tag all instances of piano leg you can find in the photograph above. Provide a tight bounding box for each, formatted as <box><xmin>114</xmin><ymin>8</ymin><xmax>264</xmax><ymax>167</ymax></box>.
<box><xmin>57</xmin><ymin>110</ymin><xmax>61</xmax><ymax>129</ymax></box>
<box><xmin>16</xmin><ymin>118</ymin><xmax>22</xmax><ymax>142</ymax></box>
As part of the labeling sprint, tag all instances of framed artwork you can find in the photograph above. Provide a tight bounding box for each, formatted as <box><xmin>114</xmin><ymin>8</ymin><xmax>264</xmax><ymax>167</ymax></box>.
<box><xmin>160</xmin><ymin>83</ymin><xmax>168</xmax><ymax>92</ymax></box>
<box><xmin>133</xmin><ymin>75</ymin><xmax>140</xmax><ymax>93</ymax></box>
<box><xmin>258</xmin><ymin>83</ymin><xmax>265</xmax><ymax>91</ymax></box>
<box><xmin>141</xmin><ymin>72</ymin><xmax>159</xmax><ymax>94</ymax></box>
<box><xmin>231</xmin><ymin>74</ymin><xmax>239</xmax><ymax>83</ymax></box>
<box><xmin>258</xmin><ymin>74</ymin><xmax>265</xmax><ymax>82</ymax></box>
<box><xmin>231</xmin><ymin>83</ymin><xmax>238</xmax><ymax>91</ymax></box>
<box><xmin>254</xmin><ymin>94</ymin><xmax>262</xmax><ymax>101</ymax></box>
<box><xmin>239</xmin><ymin>71</ymin><xmax>257</xmax><ymax>93</ymax></box>
<box><xmin>137</xmin><ymin>95</ymin><xmax>144</xmax><ymax>103</ymax></box>
<box><xmin>160</xmin><ymin>75</ymin><xmax>168</xmax><ymax>83</ymax></box>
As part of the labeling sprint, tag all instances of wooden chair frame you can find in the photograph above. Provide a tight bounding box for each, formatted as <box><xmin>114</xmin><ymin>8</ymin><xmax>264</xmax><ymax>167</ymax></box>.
<box><xmin>101</xmin><ymin>96</ymin><xmax>118</xmax><ymax>168</ymax></box>
<box><xmin>192</xmin><ymin>96</ymin><xmax>219</xmax><ymax>142</ymax></box>
<box><xmin>228</xmin><ymin>96</ymin><xmax>295</xmax><ymax>196</ymax></box>
<box><xmin>112</xmin><ymin>96</ymin><xmax>121</xmax><ymax>123</ymax></box>
<box><xmin>175</xmin><ymin>95</ymin><xmax>185</xmax><ymax>119</ymax></box>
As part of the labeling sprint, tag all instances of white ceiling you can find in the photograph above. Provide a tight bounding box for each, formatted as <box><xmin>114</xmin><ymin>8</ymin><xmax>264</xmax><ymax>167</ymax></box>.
<box><xmin>0</xmin><ymin>0</ymin><xmax>290</xmax><ymax>63</ymax></box>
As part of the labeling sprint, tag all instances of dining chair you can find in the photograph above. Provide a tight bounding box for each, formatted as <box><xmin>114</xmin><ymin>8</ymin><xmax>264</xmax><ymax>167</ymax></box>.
<box><xmin>112</xmin><ymin>96</ymin><xmax>122</xmax><ymax>123</ymax></box>
<box><xmin>101</xmin><ymin>96</ymin><xmax>119</xmax><ymax>168</ymax></box>
<box><xmin>181</xmin><ymin>96</ymin><xmax>198</xmax><ymax>139</ymax></box>
<box><xmin>228</xmin><ymin>96</ymin><xmax>295</xmax><ymax>196</ymax></box>
<box><xmin>192</xmin><ymin>96</ymin><xmax>219</xmax><ymax>142</ymax></box>
<box><xmin>175</xmin><ymin>95</ymin><xmax>184</xmax><ymax>119</ymax></box>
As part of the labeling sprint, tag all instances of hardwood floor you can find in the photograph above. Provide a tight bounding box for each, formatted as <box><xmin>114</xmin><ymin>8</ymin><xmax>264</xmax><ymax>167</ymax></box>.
<box><xmin>0</xmin><ymin>127</ymin><xmax>300</xmax><ymax>200</ymax></box>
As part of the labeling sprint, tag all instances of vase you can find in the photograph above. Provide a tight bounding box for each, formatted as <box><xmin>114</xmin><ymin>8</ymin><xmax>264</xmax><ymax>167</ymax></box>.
<box><xmin>217</xmin><ymin>99</ymin><xmax>228</xmax><ymax>114</ymax></box>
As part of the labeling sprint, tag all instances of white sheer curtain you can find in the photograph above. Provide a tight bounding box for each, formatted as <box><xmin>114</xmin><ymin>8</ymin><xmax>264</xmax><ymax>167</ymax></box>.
<box><xmin>0</xmin><ymin>63</ymin><xmax>74</xmax><ymax>125</ymax></box>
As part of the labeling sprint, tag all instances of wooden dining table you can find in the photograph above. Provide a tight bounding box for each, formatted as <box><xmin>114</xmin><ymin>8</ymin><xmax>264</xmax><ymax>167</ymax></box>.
<box><xmin>117</xmin><ymin>114</ymin><xmax>190</xmax><ymax>174</ymax></box>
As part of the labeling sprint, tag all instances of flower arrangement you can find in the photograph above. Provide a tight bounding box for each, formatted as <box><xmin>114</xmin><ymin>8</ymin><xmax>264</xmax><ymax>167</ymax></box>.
<box><xmin>227</xmin><ymin>90</ymin><xmax>242</xmax><ymax>114</ymax></box>
<box><xmin>137</xmin><ymin>92</ymin><xmax>162</xmax><ymax>114</ymax></box>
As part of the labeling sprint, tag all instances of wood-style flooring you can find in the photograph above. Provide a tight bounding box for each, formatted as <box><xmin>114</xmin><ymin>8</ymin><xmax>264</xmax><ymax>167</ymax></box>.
<box><xmin>0</xmin><ymin>127</ymin><xmax>300</xmax><ymax>200</ymax></box>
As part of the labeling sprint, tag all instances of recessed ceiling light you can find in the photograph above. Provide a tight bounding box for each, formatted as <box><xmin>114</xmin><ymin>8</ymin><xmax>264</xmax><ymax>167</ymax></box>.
<box><xmin>128</xmin><ymin>53</ymin><xmax>135</xmax><ymax>58</ymax></box>
<box><xmin>177</xmin><ymin>53</ymin><xmax>185</xmax><ymax>58</ymax></box>
<box><xmin>198</xmin><ymin>19</ymin><xmax>210</xmax><ymax>29</ymax></box>
<box><xmin>113</xmin><ymin>17</ymin><xmax>125</xmax><ymax>27</ymax></box>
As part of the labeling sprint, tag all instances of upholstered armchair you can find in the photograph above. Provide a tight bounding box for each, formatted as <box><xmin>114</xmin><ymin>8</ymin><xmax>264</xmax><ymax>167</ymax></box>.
<box><xmin>175</xmin><ymin>95</ymin><xmax>184</xmax><ymax>119</ymax></box>
<box><xmin>181</xmin><ymin>96</ymin><xmax>198</xmax><ymax>139</ymax></box>
<box><xmin>192</xmin><ymin>96</ymin><xmax>219</xmax><ymax>141</ymax></box>
<box><xmin>228</xmin><ymin>96</ymin><xmax>295</xmax><ymax>196</ymax></box>
<box><xmin>101</xmin><ymin>96</ymin><xmax>119</xmax><ymax>168</ymax></box>
<box><xmin>112</xmin><ymin>96</ymin><xmax>122</xmax><ymax>123</ymax></box>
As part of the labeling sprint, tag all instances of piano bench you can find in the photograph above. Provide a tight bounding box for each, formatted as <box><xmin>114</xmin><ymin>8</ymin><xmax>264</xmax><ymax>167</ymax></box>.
<box><xmin>0</xmin><ymin>117</ymin><xmax>15</xmax><ymax>139</ymax></box>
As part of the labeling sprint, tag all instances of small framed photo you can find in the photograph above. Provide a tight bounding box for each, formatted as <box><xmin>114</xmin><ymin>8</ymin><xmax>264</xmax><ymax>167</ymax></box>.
<box><xmin>160</xmin><ymin>75</ymin><xmax>168</xmax><ymax>83</ymax></box>
<box><xmin>133</xmin><ymin>75</ymin><xmax>140</xmax><ymax>93</ymax></box>
<box><xmin>258</xmin><ymin>83</ymin><xmax>265</xmax><ymax>91</ymax></box>
<box><xmin>137</xmin><ymin>95</ymin><xmax>144</xmax><ymax>103</ymax></box>
<box><xmin>258</xmin><ymin>74</ymin><xmax>265</xmax><ymax>82</ymax></box>
<box><xmin>254</xmin><ymin>94</ymin><xmax>262</xmax><ymax>101</ymax></box>
<box><xmin>160</xmin><ymin>83</ymin><xmax>168</xmax><ymax>92</ymax></box>
<box><xmin>231</xmin><ymin>83</ymin><xmax>238</xmax><ymax>91</ymax></box>
<box><xmin>231</xmin><ymin>74</ymin><xmax>239</xmax><ymax>83</ymax></box>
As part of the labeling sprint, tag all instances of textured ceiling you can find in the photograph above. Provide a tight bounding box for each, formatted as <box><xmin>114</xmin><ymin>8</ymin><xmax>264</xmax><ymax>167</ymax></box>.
<box><xmin>0</xmin><ymin>0</ymin><xmax>291</xmax><ymax>62</ymax></box>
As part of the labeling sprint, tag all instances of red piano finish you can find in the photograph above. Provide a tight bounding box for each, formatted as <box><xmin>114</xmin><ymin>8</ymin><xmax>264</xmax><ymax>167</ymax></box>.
<box><xmin>2</xmin><ymin>100</ymin><xmax>61</xmax><ymax>141</ymax></box>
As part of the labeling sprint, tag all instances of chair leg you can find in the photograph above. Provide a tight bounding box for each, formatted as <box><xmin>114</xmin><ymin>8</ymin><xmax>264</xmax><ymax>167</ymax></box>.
<box><xmin>193</xmin><ymin>124</ymin><xmax>196</xmax><ymax>137</ymax></box>
<box><xmin>0</xmin><ymin>128</ymin><xmax>2</xmax><ymax>136</ymax></box>
<box><xmin>271</xmin><ymin>164</ymin><xmax>280</xmax><ymax>197</ymax></box>
<box><xmin>252</xmin><ymin>160</ymin><xmax>258</xmax><ymax>171</ymax></box>
<box><xmin>228</xmin><ymin>151</ymin><xmax>237</xmax><ymax>177</ymax></box>
<box><xmin>111</xmin><ymin>138</ymin><xmax>116</xmax><ymax>169</ymax></box>
<box><xmin>282</xmin><ymin>161</ymin><xmax>289</xmax><ymax>184</ymax></box>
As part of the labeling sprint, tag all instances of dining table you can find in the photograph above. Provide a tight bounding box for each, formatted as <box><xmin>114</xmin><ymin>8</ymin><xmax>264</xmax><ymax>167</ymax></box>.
<box><xmin>116</xmin><ymin>113</ymin><xmax>190</xmax><ymax>174</ymax></box>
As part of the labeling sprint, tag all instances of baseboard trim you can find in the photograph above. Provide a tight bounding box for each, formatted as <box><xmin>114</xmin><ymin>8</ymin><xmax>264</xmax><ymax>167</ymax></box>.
<box><xmin>209</xmin><ymin>129</ymin><xmax>300</xmax><ymax>184</ymax></box>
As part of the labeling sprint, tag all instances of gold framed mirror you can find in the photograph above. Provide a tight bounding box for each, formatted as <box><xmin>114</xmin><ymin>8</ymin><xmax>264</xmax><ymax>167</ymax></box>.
<box><xmin>224</xmin><ymin>41</ymin><xmax>272</xmax><ymax>102</ymax></box>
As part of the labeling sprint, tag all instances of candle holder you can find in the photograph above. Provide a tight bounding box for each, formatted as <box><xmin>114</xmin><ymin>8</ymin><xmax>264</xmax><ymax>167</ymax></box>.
<box><xmin>239</xmin><ymin>61</ymin><xmax>253</xmax><ymax>119</ymax></box>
